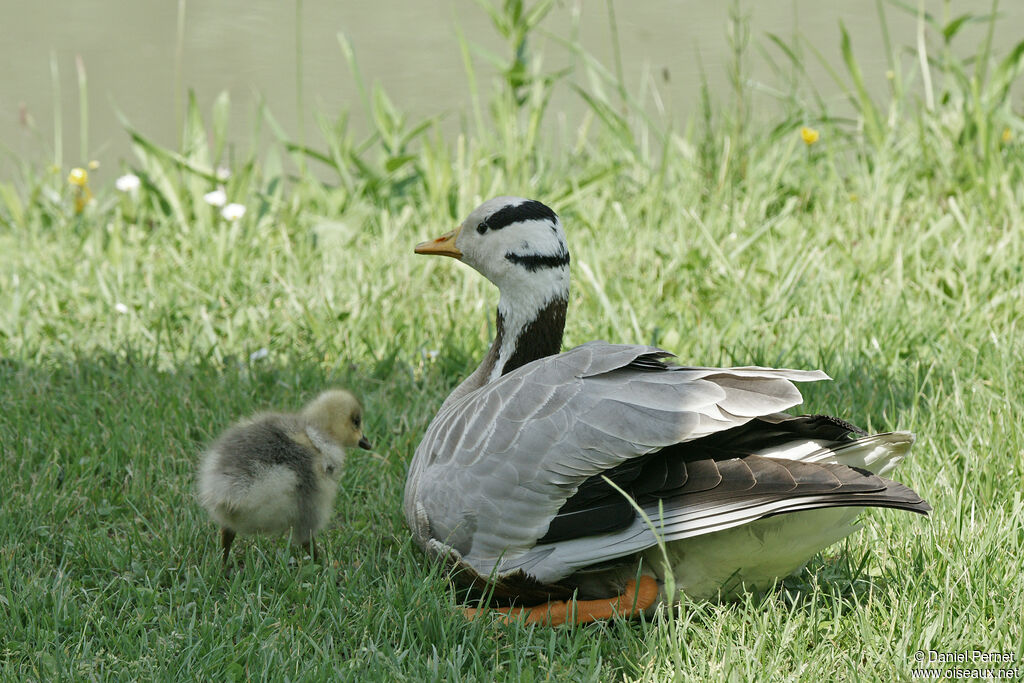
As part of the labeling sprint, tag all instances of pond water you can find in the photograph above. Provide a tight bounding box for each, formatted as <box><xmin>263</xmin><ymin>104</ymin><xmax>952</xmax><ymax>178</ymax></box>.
<box><xmin>0</xmin><ymin>0</ymin><xmax>1017</xmax><ymax>173</ymax></box>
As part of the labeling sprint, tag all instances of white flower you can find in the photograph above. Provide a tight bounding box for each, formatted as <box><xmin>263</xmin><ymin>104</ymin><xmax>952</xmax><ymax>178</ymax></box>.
<box><xmin>115</xmin><ymin>174</ymin><xmax>140</xmax><ymax>193</ymax></box>
<box><xmin>249</xmin><ymin>347</ymin><xmax>269</xmax><ymax>362</ymax></box>
<box><xmin>203</xmin><ymin>188</ymin><xmax>227</xmax><ymax>207</ymax></box>
<box><xmin>114</xmin><ymin>302</ymin><xmax>129</xmax><ymax>314</ymax></box>
<box><xmin>221</xmin><ymin>203</ymin><xmax>246</xmax><ymax>221</ymax></box>
<box><xmin>216</xmin><ymin>166</ymin><xmax>231</xmax><ymax>181</ymax></box>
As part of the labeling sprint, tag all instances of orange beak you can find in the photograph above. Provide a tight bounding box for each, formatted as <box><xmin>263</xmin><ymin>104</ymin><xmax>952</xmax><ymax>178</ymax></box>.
<box><xmin>414</xmin><ymin>226</ymin><xmax>463</xmax><ymax>260</ymax></box>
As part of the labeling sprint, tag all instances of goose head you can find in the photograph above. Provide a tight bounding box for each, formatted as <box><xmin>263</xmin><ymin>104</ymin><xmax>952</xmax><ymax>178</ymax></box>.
<box><xmin>416</xmin><ymin>197</ymin><xmax>570</xmax><ymax>385</ymax></box>
<box><xmin>416</xmin><ymin>196</ymin><xmax>570</xmax><ymax>300</ymax></box>
<box><xmin>302</xmin><ymin>389</ymin><xmax>371</xmax><ymax>449</ymax></box>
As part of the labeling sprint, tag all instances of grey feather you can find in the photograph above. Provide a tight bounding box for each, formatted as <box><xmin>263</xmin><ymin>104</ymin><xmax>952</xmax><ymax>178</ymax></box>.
<box><xmin>405</xmin><ymin>341</ymin><xmax>844</xmax><ymax>580</ymax></box>
<box><xmin>407</xmin><ymin>197</ymin><xmax>929</xmax><ymax>603</ymax></box>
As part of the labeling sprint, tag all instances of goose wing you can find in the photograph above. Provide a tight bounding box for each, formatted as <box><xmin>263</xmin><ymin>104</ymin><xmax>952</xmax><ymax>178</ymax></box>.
<box><xmin>405</xmin><ymin>340</ymin><xmax>829</xmax><ymax>577</ymax></box>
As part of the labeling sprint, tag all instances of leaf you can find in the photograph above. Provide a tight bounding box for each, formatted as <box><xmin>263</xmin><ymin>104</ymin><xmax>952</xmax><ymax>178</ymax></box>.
<box><xmin>125</xmin><ymin>127</ymin><xmax>218</xmax><ymax>182</ymax></box>
<box><xmin>523</xmin><ymin>0</ymin><xmax>557</xmax><ymax>30</ymax></box>
<box><xmin>130</xmin><ymin>139</ymin><xmax>186</xmax><ymax>225</ymax></box>
<box><xmin>989</xmin><ymin>39</ymin><xmax>1024</xmax><ymax>102</ymax></box>
<box><xmin>839</xmin><ymin>22</ymin><xmax>884</xmax><ymax>148</ymax></box>
<box><xmin>398</xmin><ymin>118</ymin><xmax>436</xmax><ymax>150</ymax></box>
<box><xmin>0</xmin><ymin>182</ymin><xmax>25</xmax><ymax>227</ymax></box>
<box><xmin>283</xmin><ymin>142</ymin><xmax>336</xmax><ymax>168</ymax></box>
<box><xmin>573</xmin><ymin>86</ymin><xmax>632</xmax><ymax>148</ymax></box>
<box><xmin>211</xmin><ymin>90</ymin><xmax>231</xmax><ymax>161</ymax></box>
<box><xmin>337</xmin><ymin>32</ymin><xmax>372</xmax><ymax>120</ymax></box>
<box><xmin>941</xmin><ymin>13</ymin><xmax>974</xmax><ymax>43</ymax></box>
<box><xmin>183</xmin><ymin>90</ymin><xmax>211</xmax><ymax>166</ymax></box>
<box><xmin>384</xmin><ymin>155</ymin><xmax>417</xmax><ymax>173</ymax></box>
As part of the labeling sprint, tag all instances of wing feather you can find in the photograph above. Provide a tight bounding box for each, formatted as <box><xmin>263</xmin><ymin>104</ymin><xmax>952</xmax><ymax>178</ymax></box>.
<box><xmin>405</xmin><ymin>342</ymin><xmax>830</xmax><ymax>573</ymax></box>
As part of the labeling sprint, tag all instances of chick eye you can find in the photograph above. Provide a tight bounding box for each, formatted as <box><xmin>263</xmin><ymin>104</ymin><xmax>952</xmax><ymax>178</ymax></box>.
<box><xmin>476</xmin><ymin>222</ymin><xmax>488</xmax><ymax>235</ymax></box>
<box><xmin>352</xmin><ymin>415</ymin><xmax>361</xmax><ymax>428</ymax></box>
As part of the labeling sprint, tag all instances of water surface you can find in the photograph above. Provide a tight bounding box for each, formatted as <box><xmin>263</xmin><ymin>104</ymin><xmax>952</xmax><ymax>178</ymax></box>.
<box><xmin>0</xmin><ymin>1</ymin><xmax>1014</xmax><ymax>172</ymax></box>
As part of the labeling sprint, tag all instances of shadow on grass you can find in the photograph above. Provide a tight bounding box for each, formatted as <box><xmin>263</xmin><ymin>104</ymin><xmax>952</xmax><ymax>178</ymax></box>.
<box><xmin>0</xmin><ymin>341</ymin><xmax>937</xmax><ymax>640</ymax></box>
<box><xmin>800</xmin><ymin>352</ymin><xmax>937</xmax><ymax>437</ymax></box>
<box><xmin>415</xmin><ymin>341</ymin><xmax>939</xmax><ymax>620</ymax></box>
<box><xmin>0</xmin><ymin>348</ymin><xmax>460</xmax><ymax>584</ymax></box>
<box><xmin>0</xmin><ymin>347</ymin><xmax>652</xmax><ymax>678</ymax></box>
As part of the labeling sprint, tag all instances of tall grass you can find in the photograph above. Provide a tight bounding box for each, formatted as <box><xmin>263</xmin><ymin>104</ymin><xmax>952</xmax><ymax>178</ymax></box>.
<box><xmin>1</xmin><ymin>1</ymin><xmax>1022</xmax><ymax>679</ymax></box>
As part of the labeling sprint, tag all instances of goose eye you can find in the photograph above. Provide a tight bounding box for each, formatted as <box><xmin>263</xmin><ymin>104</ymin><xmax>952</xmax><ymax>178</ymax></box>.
<box><xmin>476</xmin><ymin>222</ymin><xmax>488</xmax><ymax>235</ymax></box>
<box><xmin>325</xmin><ymin>464</ymin><xmax>335</xmax><ymax>475</ymax></box>
<box><xmin>352</xmin><ymin>415</ymin><xmax>361</xmax><ymax>429</ymax></box>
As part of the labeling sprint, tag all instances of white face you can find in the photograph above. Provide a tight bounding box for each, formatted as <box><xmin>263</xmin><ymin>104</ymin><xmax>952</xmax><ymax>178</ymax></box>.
<box><xmin>454</xmin><ymin>197</ymin><xmax>570</xmax><ymax>295</ymax></box>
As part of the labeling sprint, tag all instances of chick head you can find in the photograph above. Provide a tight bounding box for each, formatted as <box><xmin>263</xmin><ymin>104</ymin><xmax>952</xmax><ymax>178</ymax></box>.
<box><xmin>302</xmin><ymin>389</ymin><xmax>372</xmax><ymax>451</ymax></box>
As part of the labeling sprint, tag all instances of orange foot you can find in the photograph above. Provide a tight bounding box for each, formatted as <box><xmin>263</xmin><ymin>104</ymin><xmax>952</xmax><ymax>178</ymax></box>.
<box><xmin>463</xmin><ymin>576</ymin><xmax>659</xmax><ymax>626</ymax></box>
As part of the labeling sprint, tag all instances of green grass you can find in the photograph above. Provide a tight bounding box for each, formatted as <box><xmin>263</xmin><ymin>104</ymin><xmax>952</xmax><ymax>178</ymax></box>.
<box><xmin>1</xmin><ymin>2</ymin><xmax>1023</xmax><ymax>680</ymax></box>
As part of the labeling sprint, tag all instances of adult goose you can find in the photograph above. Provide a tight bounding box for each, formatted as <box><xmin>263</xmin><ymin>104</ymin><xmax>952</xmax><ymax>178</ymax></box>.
<box><xmin>406</xmin><ymin>197</ymin><xmax>929</xmax><ymax>624</ymax></box>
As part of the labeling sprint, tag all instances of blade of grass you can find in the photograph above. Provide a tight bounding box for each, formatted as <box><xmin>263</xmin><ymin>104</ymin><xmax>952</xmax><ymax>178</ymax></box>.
<box><xmin>75</xmin><ymin>55</ymin><xmax>88</xmax><ymax>163</ymax></box>
<box><xmin>49</xmin><ymin>52</ymin><xmax>62</xmax><ymax>170</ymax></box>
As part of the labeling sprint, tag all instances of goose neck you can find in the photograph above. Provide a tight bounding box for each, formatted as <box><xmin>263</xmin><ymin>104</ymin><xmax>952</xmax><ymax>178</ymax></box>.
<box><xmin>486</xmin><ymin>293</ymin><xmax>567</xmax><ymax>382</ymax></box>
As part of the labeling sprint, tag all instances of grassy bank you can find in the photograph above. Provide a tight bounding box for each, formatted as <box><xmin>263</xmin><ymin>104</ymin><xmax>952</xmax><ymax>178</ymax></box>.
<box><xmin>1</xmin><ymin>2</ymin><xmax>1022</xmax><ymax>680</ymax></box>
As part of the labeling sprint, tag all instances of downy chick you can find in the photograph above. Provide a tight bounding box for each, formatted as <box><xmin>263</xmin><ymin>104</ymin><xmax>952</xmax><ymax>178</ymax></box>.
<box><xmin>196</xmin><ymin>389</ymin><xmax>372</xmax><ymax>565</ymax></box>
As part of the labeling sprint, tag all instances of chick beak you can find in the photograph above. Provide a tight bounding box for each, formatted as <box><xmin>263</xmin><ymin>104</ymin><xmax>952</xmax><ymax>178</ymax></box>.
<box><xmin>358</xmin><ymin>436</ymin><xmax>372</xmax><ymax>450</ymax></box>
<box><xmin>414</xmin><ymin>226</ymin><xmax>462</xmax><ymax>259</ymax></box>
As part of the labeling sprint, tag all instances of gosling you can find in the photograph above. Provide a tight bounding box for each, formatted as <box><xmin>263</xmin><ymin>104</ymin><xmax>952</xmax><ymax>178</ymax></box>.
<box><xmin>196</xmin><ymin>389</ymin><xmax>371</xmax><ymax>565</ymax></box>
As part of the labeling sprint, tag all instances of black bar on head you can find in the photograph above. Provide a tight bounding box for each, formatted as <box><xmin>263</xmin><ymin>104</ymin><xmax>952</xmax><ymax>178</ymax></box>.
<box><xmin>486</xmin><ymin>200</ymin><xmax>558</xmax><ymax>231</ymax></box>
<box><xmin>505</xmin><ymin>249</ymin><xmax>570</xmax><ymax>271</ymax></box>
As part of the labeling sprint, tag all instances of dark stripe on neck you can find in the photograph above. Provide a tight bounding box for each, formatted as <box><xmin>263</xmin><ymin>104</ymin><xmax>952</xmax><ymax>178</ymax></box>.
<box><xmin>485</xmin><ymin>200</ymin><xmax>558</xmax><ymax>231</ymax></box>
<box><xmin>505</xmin><ymin>249</ymin><xmax>570</xmax><ymax>272</ymax></box>
<box><xmin>497</xmin><ymin>296</ymin><xmax>567</xmax><ymax>376</ymax></box>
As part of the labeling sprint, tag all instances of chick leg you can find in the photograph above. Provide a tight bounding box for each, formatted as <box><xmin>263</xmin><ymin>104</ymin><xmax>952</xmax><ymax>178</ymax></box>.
<box><xmin>220</xmin><ymin>527</ymin><xmax>236</xmax><ymax>565</ymax></box>
<box><xmin>463</xmin><ymin>576</ymin><xmax>659</xmax><ymax>626</ymax></box>
<box><xmin>294</xmin><ymin>526</ymin><xmax>317</xmax><ymax>561</ymax></box>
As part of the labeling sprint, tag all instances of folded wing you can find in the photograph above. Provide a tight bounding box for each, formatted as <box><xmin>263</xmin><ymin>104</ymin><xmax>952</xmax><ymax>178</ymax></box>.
<box><xmin>406</xmin><ymin>341</ymin><xmax>861</xmax><ymax>579</ymax></box>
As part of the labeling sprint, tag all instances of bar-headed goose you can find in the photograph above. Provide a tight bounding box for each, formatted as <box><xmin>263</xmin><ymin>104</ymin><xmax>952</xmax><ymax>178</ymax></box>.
<box><xmin>407</xmin><ymin>197</ymin><xmax>929</xmax><ymax>625</ymax></box>
<box><xmin>197</xmin><ymin>389</ymin><xmax>372</xmax><ymax>565</ymax></box>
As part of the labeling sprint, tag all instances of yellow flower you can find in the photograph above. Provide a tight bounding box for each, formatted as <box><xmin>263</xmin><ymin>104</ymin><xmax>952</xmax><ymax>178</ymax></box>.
<box><xmin>87</xmin><ymin>160</ymin><xmax>100</xmax><ymax>170</ymax></box>
<box><xmin>801</xmin><ymin>127</ymin><xmax>820</xmax><ymax>145</ymax></box>
<box><xmin>68</xmin><ymin>167</ymin><xmax>94</xmax><ymax>213</ymax></box>
<box><xmin>74</xmin><ymin>187</ymin><xmax>94</xmax><ymax>213</ymax></box>
<box><xmin>74</xmin><ymin>188</ymin><xmax>94</xmax><ymax>213</ymax></box>
<box><xmin>1002</xmin><ymin>127</ymin><xmax>1012</xmax><ymax>144</ymax></box>
<box><xmin>68</xmin><ymin>167</ymin><xmax>89</xmax><ymax>186</ymax></box>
